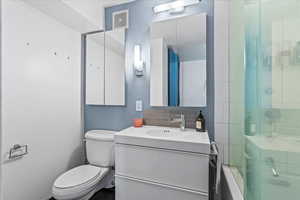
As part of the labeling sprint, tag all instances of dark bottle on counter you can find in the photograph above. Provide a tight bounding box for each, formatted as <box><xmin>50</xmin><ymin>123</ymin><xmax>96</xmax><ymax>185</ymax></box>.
<box><xmin>196</xmin><ymin>111</ymin><xmax>206</xmax><ymax>132</ymax></box>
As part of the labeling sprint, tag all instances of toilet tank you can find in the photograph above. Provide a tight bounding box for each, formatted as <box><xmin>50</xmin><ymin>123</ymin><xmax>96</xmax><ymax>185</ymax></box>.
<box><xmin>85</xmin><ymin>130</ymin><xmax>115</xmax><ymax>167</ymax></box>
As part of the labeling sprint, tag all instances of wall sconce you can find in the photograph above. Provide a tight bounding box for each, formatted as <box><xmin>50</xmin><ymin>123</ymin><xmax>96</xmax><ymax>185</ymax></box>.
<box><xmin>153</xmin><ymin>0</ymin><xmax>201</xmax><ymax>14</ymax></box>
<box><xmin>134</xmin><ymin>45</ymin><xmax>144</xmax><ymax>76</ymax></box>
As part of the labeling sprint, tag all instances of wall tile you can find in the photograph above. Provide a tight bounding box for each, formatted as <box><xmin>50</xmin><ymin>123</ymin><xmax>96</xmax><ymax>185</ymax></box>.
<box><xmin>214</xmin><ymin>0</ymin><xmax>230</xmax><ymax>166</ymax></box>
<box><xmin>143</xmin><ymin>108</ymin><xmax>201</xmax><ymax>130</ymax></box>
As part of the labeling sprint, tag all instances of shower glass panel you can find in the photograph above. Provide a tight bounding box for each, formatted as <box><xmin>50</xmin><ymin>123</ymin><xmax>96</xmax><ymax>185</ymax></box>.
<box><xmin>229</xmin><ymin>0</ymin><xmax>300</xmax><ymax>199</ymax></box>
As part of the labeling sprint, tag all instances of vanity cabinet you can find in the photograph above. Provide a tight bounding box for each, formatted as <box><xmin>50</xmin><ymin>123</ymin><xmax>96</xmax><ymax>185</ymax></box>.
<box><xmin>115</xmin><ymin>176</ymin><xmax>208</xmax><ymax>200</ymax></box>
<box><xmin>115</xmin><ymin>127</ymin><xmax>211</xmax><ymax>200</ymax></box>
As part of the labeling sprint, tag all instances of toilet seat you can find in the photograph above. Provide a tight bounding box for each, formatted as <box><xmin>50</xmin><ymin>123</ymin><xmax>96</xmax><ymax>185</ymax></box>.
<box><xmin>53</xmin><ymin>165</ymin><xmax>109</xmax><ymax>200</ymax></box>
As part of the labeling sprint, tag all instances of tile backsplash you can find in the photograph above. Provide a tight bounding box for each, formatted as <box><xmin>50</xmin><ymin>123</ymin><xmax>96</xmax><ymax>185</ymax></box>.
<box><xmin>143</xmin><ymin>108</ymin><xmax>201</xmax><ymax>129</ymax></box>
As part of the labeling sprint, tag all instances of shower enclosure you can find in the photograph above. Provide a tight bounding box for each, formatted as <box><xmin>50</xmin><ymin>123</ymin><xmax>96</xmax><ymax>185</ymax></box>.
<box><xmin>229</xmin><ymin>0</ymin><xmax>300</xmax><ymax>199</ymax></box>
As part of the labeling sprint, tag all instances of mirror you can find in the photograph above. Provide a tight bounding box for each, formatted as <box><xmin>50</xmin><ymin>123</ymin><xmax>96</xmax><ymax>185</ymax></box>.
<box><xmin>85</xmin><ymin>32</ymin><xmax>105</xmax><ymax>105</ymax></box>
<box><xmin>150</xmin><ymin>14</ymin><xmax>207</xmax><ymax>107</ymax></box>
<box><xmin>85</xmin><ymin>29</ymin><xmax>125</xmax><ymax>106</ymax></box>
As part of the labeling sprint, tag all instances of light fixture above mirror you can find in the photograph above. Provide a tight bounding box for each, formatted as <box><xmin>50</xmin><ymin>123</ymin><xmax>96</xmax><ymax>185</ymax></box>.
<box><xmin>153</xmin><ymin>0</ymin><xmax>201</xmax><ymax>14</ymax></box>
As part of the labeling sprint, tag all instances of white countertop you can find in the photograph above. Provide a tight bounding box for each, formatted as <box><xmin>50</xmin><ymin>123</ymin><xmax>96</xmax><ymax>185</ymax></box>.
<box><xmin>115</xmin><ymin>126</ymin><xmax>211</xmax><ymax>154</ymax></box>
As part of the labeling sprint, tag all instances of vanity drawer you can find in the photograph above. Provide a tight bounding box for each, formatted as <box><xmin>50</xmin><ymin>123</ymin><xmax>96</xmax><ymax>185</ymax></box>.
<box><xmin>115</xmin><ymin>143</ymin><xmax>209</xmax><ymax>193</ymax></box>
<box><xmin>116</xmin><ymin>175</ymin><xmax>208</xmax><ymax>200</ymax></box>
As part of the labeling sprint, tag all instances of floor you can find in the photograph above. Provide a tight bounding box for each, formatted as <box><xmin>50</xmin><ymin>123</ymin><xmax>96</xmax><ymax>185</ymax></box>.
<box><xmin>90</xmin><ymin>188</ymin><xmax>115</xmax><ymax>200</ymax></box>
<box><xmin>50</xmin><ymin>188</ymin><xmax>115</xmax><ymax>200</ymax></box>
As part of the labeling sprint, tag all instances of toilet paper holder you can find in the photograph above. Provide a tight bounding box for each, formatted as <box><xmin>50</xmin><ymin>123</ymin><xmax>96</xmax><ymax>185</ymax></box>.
<box><xmin>9</xmin><ymin>144</ymin><xmax>28</xmax><ymax>160</ymax></box>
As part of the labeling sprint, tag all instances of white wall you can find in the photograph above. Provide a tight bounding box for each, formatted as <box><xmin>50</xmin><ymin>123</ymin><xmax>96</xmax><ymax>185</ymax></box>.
<box><xmin>62</xmin><ymin>0</ymin><xmax>137</xmax><ymax>30</ymax></box>
<box><xmin>214</xmin><ymin>0</ymin><xmax>230</xmax><ymax>166</ymax></box>
<box><xmin>22</xmin><ymin>0</ymin><xmax>100</xmax><ymax>33</ymax></box>
<box><xmin>22</xmin><ymin>0</ymin><xmax>136</xmax><ymax>33</ymax></box>
<box><xmin>1</xmin><ymin>0</ymin><xmax>84</xmax><ymax>199</ymax></box>
<box><xmin>214</xmin><ymin>1</ymin><xmax>230</xmax><ymax>199</ymax></box>
<box><xmin>62</xmin><ymin>0</ymin><xmax>104</xmax><ymax>29</ymax></box>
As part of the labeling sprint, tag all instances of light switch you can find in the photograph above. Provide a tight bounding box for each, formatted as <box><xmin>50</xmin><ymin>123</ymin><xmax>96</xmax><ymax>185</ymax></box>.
<box><xmin>136</xmin><ymin>100</ymin><xmax>143</xmax><ymax>112</ymax></box>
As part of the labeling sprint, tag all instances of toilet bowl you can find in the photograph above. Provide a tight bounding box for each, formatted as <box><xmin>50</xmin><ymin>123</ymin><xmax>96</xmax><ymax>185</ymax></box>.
<box><xmin>52</xmin><ymin>130</ymin><xmax>115</xmax><ymax>200</ymax></box>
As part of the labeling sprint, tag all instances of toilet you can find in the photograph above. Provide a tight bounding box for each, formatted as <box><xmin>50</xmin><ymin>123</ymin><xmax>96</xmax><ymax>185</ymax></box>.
<box><xmin>52</xmin><ymin>130</ymin><xmax>115</xmax><ymax>200</ymax></box>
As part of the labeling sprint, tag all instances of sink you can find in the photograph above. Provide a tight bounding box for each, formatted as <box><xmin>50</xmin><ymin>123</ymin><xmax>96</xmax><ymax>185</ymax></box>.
<box><xmin>115</xmin><ymin>126</ymin><xmax>210</xmax><ymax>154</ymax></box>
<box><xmin>146</xmin><ymin>129</ymin><xmax>182</xmax><ymax>137</ymax></box>
<box><xmin>115</xmin><ymin>126</ymin><xmax>211</xmax><ymax>199</ymax></box>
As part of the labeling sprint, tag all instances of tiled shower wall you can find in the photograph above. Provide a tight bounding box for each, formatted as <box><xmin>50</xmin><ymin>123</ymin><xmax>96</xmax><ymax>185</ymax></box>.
<box><xmin>214</xmin><ymin>0</ymin><xmax>230</xmax><ymax>165</ymax></box>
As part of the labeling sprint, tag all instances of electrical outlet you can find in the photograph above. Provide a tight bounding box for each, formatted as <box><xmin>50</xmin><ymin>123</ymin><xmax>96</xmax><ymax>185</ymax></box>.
<box><xmin>136</xmin><ymin>100</ymin><xmax>143</xmax><ymax>112</ymax></box>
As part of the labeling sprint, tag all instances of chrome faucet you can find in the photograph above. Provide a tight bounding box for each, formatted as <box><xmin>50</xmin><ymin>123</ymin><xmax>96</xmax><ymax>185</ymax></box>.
<box><xmin>180</xmin><ymin>114</ymin><xmax>185</xmax><ymax>131</ymax></box>
<box><xmin>171</xmin><ymin>114</ymin><xmax>186</xmax><ymax>131</ymax></box>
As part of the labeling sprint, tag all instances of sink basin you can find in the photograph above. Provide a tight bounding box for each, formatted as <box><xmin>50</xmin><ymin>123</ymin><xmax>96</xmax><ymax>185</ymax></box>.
<box><xmin>146</xmin><ymin>129</ymin><xmax>182</xmax><ymax>137</ymax></box>
<box><xmin>115</xmin><ymin>126</ymin><xmax>210</xmax><ymax>154</ymax></box>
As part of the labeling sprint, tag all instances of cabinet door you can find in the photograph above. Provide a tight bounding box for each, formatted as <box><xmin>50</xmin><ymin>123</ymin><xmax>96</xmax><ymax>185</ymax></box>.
<box><xmin>105</xmin><ymin>29</ymin><xmax>126</xmax><ymax>106</ymax></box>
<box><xmin>85</xmin><ymin>32</ymin><xmax>105</xmax><ymax>105</ymax></box>
<box><xmin>116</xmin><ymin>175</ymin><xmax>208</xmax><ymax>200</ymax></box>
<box><xmin>115</xmin><ymin>144</ymin><xmax>209</xmax><ymax>193</ymax></box>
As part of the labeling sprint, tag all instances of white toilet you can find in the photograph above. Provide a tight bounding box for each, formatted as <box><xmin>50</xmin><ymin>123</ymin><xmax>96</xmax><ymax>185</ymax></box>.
<box><xmin>52</xmin><ymin>130</ymin><xmax>115</xmax><ymax>200</ymax></box>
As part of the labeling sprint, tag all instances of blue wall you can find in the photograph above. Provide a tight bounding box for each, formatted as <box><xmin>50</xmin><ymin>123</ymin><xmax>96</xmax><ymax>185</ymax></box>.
<box><xmin>85</xmin><ymin>0</ymin><xmax>214</xmax><ymax>138</ymax></box>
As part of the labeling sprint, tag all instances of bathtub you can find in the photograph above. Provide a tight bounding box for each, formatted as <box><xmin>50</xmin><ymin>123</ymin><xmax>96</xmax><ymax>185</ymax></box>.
<box><xmin>221</xmin><ymin>166</ymin><xmax>244</xmax><ymax>200</ymax></box>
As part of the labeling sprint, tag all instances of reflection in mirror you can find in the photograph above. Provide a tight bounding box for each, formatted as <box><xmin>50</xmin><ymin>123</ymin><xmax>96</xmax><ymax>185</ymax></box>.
<box><xmin>85</xmin><ymin>29</ymin><xmax>126</xmax><ymax>106</ymax></box>
<box><xmin>150</xmin><ymin>14</ymin><xmax>207</xmax><ymax>107</ymax></box>
<box><xmin>85</xmin><ymin>32</ymin><xmax>105</xmax><ymax>105</ymax></box>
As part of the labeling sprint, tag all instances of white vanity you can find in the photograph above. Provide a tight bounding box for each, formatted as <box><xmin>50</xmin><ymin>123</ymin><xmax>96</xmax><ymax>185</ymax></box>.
<box><xmin>115</xmin><ymin>126</ymin><xmax>211</xmax><ymax>200</ymax></box>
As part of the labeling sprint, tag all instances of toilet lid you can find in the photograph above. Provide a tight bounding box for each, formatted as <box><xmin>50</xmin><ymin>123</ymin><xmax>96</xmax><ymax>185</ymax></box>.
<box><xmin>54</xmin><ymin>165</ymin><xmax>101</xmax><ymax>189</ymax></box>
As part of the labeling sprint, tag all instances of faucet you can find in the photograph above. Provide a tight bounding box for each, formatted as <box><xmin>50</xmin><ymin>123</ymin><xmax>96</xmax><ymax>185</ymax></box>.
<box><xmin>180</xmin><ymin>114</ymin><xmax>185</xmax><ymax>131</ymax></box>
<box><xmin>171</xmin><ymin>114</ymin><xmax>185</xmax><ymax>131</ymax></box>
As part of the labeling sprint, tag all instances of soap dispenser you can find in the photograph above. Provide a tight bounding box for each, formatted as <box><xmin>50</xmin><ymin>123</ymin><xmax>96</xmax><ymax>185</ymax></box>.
<box><xmin>196</xmin><ymin>111</ymin><xmax>206</xmax><ymax>132</ymax></box>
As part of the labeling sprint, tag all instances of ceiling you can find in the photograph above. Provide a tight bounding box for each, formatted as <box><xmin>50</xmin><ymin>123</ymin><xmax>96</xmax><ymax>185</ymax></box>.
<box><xmin>101</xmin><ymin>0</ymin><xmax>136</xmax><ymax>7</ymax></box>
<box><xmin>22</xmin><ymin>0</ymin><xmax>135</xmax><ymax>33</ymax></box>
<box><xmin>62</xmin><ymin>0</ymin><xmax>135</xmax><ymax>8</ymax></box>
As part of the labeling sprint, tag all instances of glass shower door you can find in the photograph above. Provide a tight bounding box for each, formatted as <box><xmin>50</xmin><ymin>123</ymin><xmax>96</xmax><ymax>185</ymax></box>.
<box><xmin>229</xmin><ymin>0</ymin><xmax>300</xmax><ymax>199</ymax></box>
